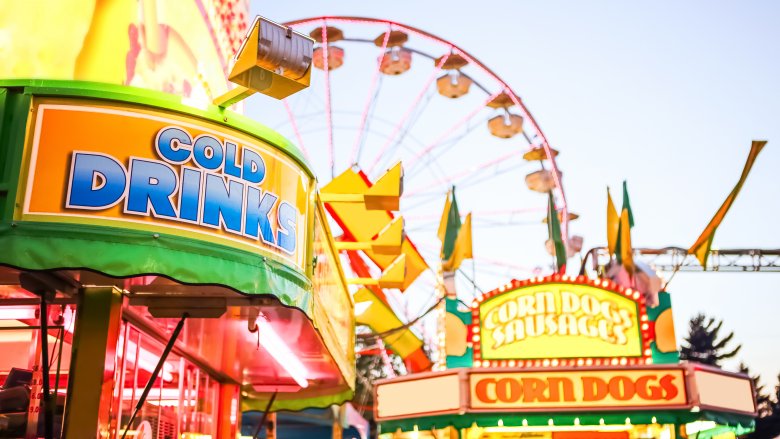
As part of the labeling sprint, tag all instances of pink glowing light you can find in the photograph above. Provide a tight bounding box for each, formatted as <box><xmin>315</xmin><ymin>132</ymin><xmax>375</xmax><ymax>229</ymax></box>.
<box><xmin>321</xmin><ymin>21</ymin><xmax>335</xmax><ymax>178</ymax></box>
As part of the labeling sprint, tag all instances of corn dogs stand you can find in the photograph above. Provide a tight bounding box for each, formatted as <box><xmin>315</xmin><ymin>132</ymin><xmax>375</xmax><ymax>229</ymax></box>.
<box><xmin>0</xmin><ymin>79</ymin><xmax>354</xmax><ymax>438</ymax></box>
<box><xmin>375</xmin><ymin>276</ymin><xmax>757</xmax><ymax>439</ymax></box>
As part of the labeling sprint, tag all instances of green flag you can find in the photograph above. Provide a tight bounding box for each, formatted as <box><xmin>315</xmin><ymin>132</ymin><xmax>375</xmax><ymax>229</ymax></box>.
<box><xmin>547</xmin><ymin>192</ymin><xmax>566</xmax><ymax>273</ymax></box>
<box><xmin>615</xmin><ymin>181</ymin><xmax>635</xmax><ymax>274</ymax></box>
<box><xmin>438</xmin><ymin>187</ymin><xmax>462</xmax><ymax>261</ymax></box>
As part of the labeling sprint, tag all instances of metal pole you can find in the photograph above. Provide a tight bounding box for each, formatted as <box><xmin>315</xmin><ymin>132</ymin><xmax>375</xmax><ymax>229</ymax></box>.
<box><xmin>39</xmin><ymin>295</ymin><xmax>53</xmax><ymax>439</ymax></box>
<box><xmin>253</xmin><ymin>391</ymin><xmax>278</xmax><ymax>439</ymax></box>
<box><xmin>121</xmin><ymin>313</ymin><xmax>188</xmax><ymax>439</ymax></box>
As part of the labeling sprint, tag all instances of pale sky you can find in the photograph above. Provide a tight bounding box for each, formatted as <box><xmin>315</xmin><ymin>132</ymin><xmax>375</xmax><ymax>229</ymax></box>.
<box><xmin>250</xmin><ymin>1</ymin><xmax>780</xmax><ymax>388</ymax></box>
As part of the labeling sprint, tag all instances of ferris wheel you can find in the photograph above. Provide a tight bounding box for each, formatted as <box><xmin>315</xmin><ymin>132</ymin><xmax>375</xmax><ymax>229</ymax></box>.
<box><xmin>248</xmin><ymin>16</ymin><xmax>578</xmax><ymax>314</ymax></box>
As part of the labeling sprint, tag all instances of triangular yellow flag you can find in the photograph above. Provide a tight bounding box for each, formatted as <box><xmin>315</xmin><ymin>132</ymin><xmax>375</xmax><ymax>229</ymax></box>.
<box><xmin>607</xmin><ymin>188</ymin><xmax>619</xmax><ymax>255</ymax></box>
<box><xmin>619</xmin><ymin>208</ymin><xmax>634</xmax><ymax>275</ymax></box>
<box><xmin>688</xmin><ymin>140</ymin><xmax>767</xmax><ymax>267</ymax></box>
<box><xmin>437</xmin><ymin>190</ymin><xmax>452</xmax><ymax>243</ymax></box>
<box><xmin>442</xmin><ymin>213</ymin><xmax>472</xmax><ymax>272</ymax></box>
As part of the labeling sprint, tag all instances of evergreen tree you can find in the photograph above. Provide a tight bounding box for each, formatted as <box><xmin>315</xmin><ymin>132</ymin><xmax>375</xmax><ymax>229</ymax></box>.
<box><xmin>739</xmin><ymin>363</ymin><xmax>772</xmax><ymax>418</ymax></box>
<box><xmin>679</xmin><ymin>313</ymin><xmax>741</xmax><ymax>367</ymax></box>
<box><xmin>747</xmin><ymin>373</ymin><xmax>780</xmax><ymax>439</ymax></box>
<box><xmin>353</xmin><ymin>336</ymin><xmax>405</xmax><ymax>421</ymax></box>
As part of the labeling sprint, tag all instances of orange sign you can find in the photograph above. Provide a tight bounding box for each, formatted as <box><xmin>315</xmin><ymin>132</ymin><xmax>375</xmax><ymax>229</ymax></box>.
<box><xmin>469</xmin><ymin>369</ymin><xmax>687</xmax><ymax>410</ymax></box>
<box><xmin>20</xmin><ymin>99</ymin><xmax>311</xmax><ymax>269</ymax></box>
<box><xmin>473</xmin><ymin>280</ymin><xmax>650</xmax><ymax>362</ymax></box>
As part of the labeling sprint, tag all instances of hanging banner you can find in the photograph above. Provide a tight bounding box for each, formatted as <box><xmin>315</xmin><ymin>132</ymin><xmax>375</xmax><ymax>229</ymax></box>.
<box><xmin>20</xmin><ymin>99</ymin><xmax>311</xmax><ymax>270</ymax></box>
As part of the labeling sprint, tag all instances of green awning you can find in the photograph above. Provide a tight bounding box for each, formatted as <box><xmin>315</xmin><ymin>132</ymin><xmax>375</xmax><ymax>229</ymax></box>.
<box><xmin>379</xmin><ymin>410</ymin><xmax>755</xmax><ymax>435</ymax></box>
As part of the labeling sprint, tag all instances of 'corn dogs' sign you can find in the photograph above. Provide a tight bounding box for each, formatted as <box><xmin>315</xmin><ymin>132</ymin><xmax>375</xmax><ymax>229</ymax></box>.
<box><xmin>470</xmin><ymin>369</ymin><xmax>687</xmax><ymax>410</ymax></box>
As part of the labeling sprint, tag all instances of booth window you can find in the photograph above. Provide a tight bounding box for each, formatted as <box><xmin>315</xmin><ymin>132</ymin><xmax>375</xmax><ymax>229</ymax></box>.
<box><xmin>112</xmin><ymin>321</ymin><xmax>220</xmax><ymax>438</ymax></box>
<box><xmin>0</xmin><ymin>289</ymin><xmax>76</xmax><ymax>438</ymax></box>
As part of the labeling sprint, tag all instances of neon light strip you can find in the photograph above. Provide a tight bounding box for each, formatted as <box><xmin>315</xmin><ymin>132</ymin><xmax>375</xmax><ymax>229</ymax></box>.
<box><xmin>0</xmin><ymin>307</ymin><xmax>36</xmax><ymax>320</ymax></box>
<box><xmin>256</xmin><ymin>317</ymin><xmax>309</xmax><ymax>388</ymax></box>
<box><xmin>321</xmin><ymin>21</ymin><xmax>335</xmax><ymax>178</ymax></box>
<box><xmin>283</xmin><ymin>99</ymin><xmax>312</xmax><ymax>162</ymax></box>
<box><xmin>367</xmin><ymin>52</ymin><xmax>453</xmax><ymax>175</ymax></box>
<box><xmin>349</xmin><ymin>25</ymin><xmax>392</xmax><ymax>166</ymax></box>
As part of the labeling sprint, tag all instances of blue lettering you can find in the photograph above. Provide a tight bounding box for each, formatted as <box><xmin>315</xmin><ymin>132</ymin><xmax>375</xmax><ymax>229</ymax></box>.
<box><xmin>179</xmin><ymin>168</ymin><xmax>202</xmax><ymax>222</ymax></box>
<box><xmin>202</xmin><ymin>174</ymin><xmax>244</xmax><ymax>233</ymax></box>
<box><xmin>155</xmin><ymin>127</ymin><xmax>192</xmax><ymax>164</ymax></box>
<box><xmin>67</xmin><ymin>152</ymin><xmax>127</xmax><ymax>209</ymax></box>
<box><xmin>244</xmin><ymin>186</ymin><xmax>278</xmax><ymax>245</ymax></box>
<box><xmin>276</xmin><ymin>201</ymin><xmax>297</xmax><ymax>254</ymax></box>
<box><xmin>224</xmin><ymin>141</ymin><xmax>242</xmax><ymax>178</ymax></box>
<box><xmin>242</xmin><ymin>149</ymin><xmax>266</xmax><ymax>184</ymax></box>
<box><xmin>125</xmin><ymin>159</ymin><xmax>178</xmax><ymax>218</ymax></box>
<box><xmin>192</xmin><ymin>135</ymin><xmax>224</xmax><ymax>170</ymax></box>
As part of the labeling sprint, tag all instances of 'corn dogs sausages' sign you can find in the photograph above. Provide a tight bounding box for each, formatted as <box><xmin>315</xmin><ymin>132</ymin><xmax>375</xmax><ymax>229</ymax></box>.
<box><xmin>470</xmin><ymin>369</ymin><xmax>687</xmax><ymax>410</ymax></box>
<box><xmin>473</xmin><ymin>280</ymin><xmax>650</xmax><ymax>362</ymax></box>
<box><xmin>20</xmin><ymin>100</ymin><xmax>310</xmax><ymax>269</ymax></box>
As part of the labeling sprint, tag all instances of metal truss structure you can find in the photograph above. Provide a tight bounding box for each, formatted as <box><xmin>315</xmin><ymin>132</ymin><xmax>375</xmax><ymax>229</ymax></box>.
<box><xmin>584</xmin><ymin>247</ymin><xmax>780</xmax><ymax>273</ymax></box>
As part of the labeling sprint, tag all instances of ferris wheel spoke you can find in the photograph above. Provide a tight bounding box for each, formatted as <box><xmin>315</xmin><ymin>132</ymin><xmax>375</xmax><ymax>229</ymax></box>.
<box><xmin>366</xmin><ymin>53</ymin><xmax>452</xmax><ymax>176</ymax></box>
<box><xmin>405</xmin><ymin>91</ymin><xmax>502</xmax><ymax>173</ymax></box>
<box><xmin>353</xmin><ymin>75</ymin><xmax>385</xmax><ymax>167</ymax></box>
<box><xmin>350</xmin><ymin>26</ymin><xmax>392</xmax><ymax>166</ymax></box>
<box><xmin>403</xmin><ymin>207</ymin><xmax>545</xmax><ymax>223</ymax></box>
<box><xmin>404</xmin><ymin>115</ymin><xmax>490</xmax><ymax>182</ymax></box>
<box><xmin>451</xmin><ymin>157</ymin><xmax>529</xmax><ymax>191</ymax></box>
<box><xmin>320</xmin><ymin>22</ymin><xmax>336</xmax><ymax>178</ymax></box>
<box><xmin>405</xmin><ymin>216</ymin><xmax>539</xmax><ymax>233</ymax></box>
<box><xmin>282</xmin><ymin>99</ymin><xmax>312</xmax><ymax>162</ymax></box>
<box><xmin>371</xmin><ymin>91</ymin><xmax>436</xmax><ymax>175</ymax></box>
<box><xmin>405</xmin><ymin>150</ymin><xmax>523</xmax><ymax>197</ymax></box>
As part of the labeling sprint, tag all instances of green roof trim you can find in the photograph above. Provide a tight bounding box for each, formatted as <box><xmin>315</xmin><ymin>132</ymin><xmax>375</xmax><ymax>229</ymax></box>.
<box><xmin>378</xmin><ymin>410</ymin><xmax>755</xmax><ymax>433</ymax></box>
<box><xmin>0</xmin><ymin>222</ymin><xmax>312</xmax><ymax>310</ymax></box>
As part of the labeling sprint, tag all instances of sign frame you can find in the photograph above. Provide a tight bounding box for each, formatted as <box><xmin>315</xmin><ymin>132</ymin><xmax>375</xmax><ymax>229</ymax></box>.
<box><xmin>467</xmin><ymin>366</ymin><xmax>689</xmax><ymax>413</ymax></box>
<box><xmin>469</xmin><ymin>275</ymin><xmax>653</xmax><ymax>367</ymax></box>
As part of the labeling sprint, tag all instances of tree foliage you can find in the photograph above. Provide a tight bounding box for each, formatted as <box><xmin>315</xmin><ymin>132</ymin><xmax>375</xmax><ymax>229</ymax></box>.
<box><xmin>679</xmin><ymin>313</ymin><xmax>741</xmax><ymax>366</ymax></box>
<box><xmin>740</xmin><ymin>363</ymin><xmax>773</xmax><ymax>418</ymax></box>
<box><xmin>352</xmin><ymin>335</ymin><xmax>405</xmax><ymax>420</ymax></box>
<box><xmin>746</xmin><ymin>373</ymin><xmax>780</xmax><ymax>438</ymax></box>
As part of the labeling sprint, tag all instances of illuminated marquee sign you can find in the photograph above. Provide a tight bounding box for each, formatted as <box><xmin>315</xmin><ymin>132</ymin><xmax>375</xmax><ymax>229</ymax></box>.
<box><xmin>470</xmin><ymin>276</ymin><xmax>652</xmax><ymax>365</ymax></box>
<box><xmin>20</xmin><ymin>101</ymin><xmax>311</xmax><ymax>269</ymax></box>
<box><xmin>469</xmin><ymin>368</ymin><xmax>687</xmax><ymax>410</ymax></box>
